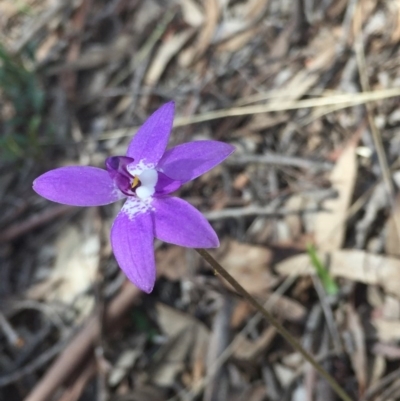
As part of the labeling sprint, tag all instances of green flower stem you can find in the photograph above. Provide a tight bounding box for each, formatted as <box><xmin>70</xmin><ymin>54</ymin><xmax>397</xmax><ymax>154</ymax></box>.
<box><xmin>195</xmin><ymin>248</ymin><xmax>353</xmax><ymax>401</ymax></box>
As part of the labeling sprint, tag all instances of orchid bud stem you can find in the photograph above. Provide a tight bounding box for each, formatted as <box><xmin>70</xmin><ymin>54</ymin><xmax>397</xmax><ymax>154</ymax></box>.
<box><xmin>195</xmin><ymin>248</ymin><xmax>353</xmax><ymax>401</ymax></box>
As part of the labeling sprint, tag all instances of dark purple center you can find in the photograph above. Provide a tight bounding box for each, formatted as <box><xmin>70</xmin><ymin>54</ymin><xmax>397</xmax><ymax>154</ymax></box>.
<box><xmin>105</xmin><ymin>156</ymin><xmax>138</xmax><ymax>196</ymax></box>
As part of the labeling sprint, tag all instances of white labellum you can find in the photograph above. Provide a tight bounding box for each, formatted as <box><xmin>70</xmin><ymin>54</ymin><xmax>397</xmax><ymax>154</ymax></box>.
<box><xmin>136</xmin><ymin>169</ymin><xmax>158</xmax><ymax>200</ymax></box>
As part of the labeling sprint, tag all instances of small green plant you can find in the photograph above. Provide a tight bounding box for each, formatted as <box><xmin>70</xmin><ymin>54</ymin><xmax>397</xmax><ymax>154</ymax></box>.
<box><xmin>306</xmin><ymin>243</ymin><xmax>339</xmax><ymax>296</ymax></box>
<box><xmin>131</xmin><ymin>309</ymin><xmax>158</xmax><ymax>341</ymax></box>
<box><xmin>0</xmin><ymin>44</ymin><xmax>44</xmax><ymax>162</ymax></box>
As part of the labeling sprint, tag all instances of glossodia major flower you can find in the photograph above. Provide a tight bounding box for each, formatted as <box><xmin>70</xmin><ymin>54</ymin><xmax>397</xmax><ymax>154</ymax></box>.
<box><xmin>33</xmin><ymin>102</ymin><xmax>235</xmax><ymax>293</ymax></box>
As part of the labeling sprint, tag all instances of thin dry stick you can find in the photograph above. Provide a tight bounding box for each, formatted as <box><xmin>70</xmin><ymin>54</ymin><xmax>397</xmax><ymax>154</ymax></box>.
<box><xmin>171</xmin><ymin>89</ymin><xmax>400</xmax><ymax>126</ymax></box>
<box><xmin>195</xmin><ymin>248</ymin><xmax>353</xmax><ymax>401</ymax></box>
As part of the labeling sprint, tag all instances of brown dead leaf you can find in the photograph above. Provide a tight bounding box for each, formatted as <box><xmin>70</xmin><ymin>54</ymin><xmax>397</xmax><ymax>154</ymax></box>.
<box><xmin>150</xmin><ymin>326</ymin><xmax>196</xmax><ymax>387</ymax></box>
<box><xmin>108</xmin><ymin>346</ymin><xmax>144</xmax><ymax>387</ymax></box>
<box><xmin>216</xmin><ymin>240</ymin><xmax>278</xmax><ymax>296</ymax></box>
<box><xmin>231</xmin><ymin>300</ymin><xmax>252</xmax><ymax>328</ymax></box>
<box><xmin>276</xmin><ymin>249</ymin><xmax>400</xmax><ymax>297</ymax></box>
<box><xmin>233</xmin><ymin>326</ymin><xmax>276</xmax><ymax>360</ymax></box>
<box><xmin>373</xmin><ymin>318</ymin><xmax>400</xmax><ymax>342</ymax></box>
<box><xmin>28</xmin><ymin>209</ymin><xmax>100</xmax><ymax>320</ymax></box>
<box><xmin>268</xmin><ymin>294</ymin><xmax>307</xmax><ymax>323</ymax></box>
<box><xmin>284</xmin><ymin>195</ymin><xmax>306</xmax><ymax>241</ymax></box>
<box><xmin>52</xmin><ymin>227</ymin><xmax>99</xmax><ymax>300</ymax></box>
<box><xmin>275</xmin><ymin>363</ymin><xmax>296</xmax><ymax>388</ymax></box>
<box><xmin>314</xmin><ymin>141</ymin><xmax>357</xmax><ymax>251</ymax></box>
<box><xmin>156</xmin><ymin>246</ymin><xmax>189</xmax><ymax>281</ymax></box>
<box><xmin>153</xmin><ymin>304</ymin><xmax>209</xmax><ymax>387</ymax></box>
<box><xmin>156</xmin><ymin>302</ymin><xmax>207</xmax><ymax>338</ymax></box>
<box><xmin>231</xmin><ymin>294</ymin><xmax>306</xmax><ymax>326</ymax></box>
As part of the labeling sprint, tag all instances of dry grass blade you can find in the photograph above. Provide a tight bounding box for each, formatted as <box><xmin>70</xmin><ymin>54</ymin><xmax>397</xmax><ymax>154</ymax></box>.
<box><xmin>174</xmin><ymin>88</ymin><xmax>400</xmax><ymax>125</ymax></box>
<box><xmin>216</xmin><ymin>240</ymin><xmax>277</xmax><ymax>296</ymax></box>
<box><xmin>98</xmin><ymin>88</ymin><xmax>400</xmax><ymax>140</ymax></box>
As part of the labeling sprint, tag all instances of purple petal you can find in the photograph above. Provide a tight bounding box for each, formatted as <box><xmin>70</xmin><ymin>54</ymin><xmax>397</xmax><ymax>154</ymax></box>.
<box><xmin>33</xmin><ymin>166</ymin><xmax>124</xmax><ymax>206</ymax></box>
<box><xmin>111</xmin><ymin>199</ymin><xmax>156</xmax><ymax>293</ymax></box>
<box><xmin>126</xmin><ymin>102</ymin><xmax>175</xmax><ymax>167</ymax></box>
<box><xmin>153</xmin><ymin>197</ymin><xmax>219</xmax><ymax>248</ymax></box>
<box><xmin>155</xmin><ymin>172</ymin><xmax>181</xmax><ymax>195</ymax></box>
<box><xmin>157</xmin><ymin>140</ymin><xmax>235</xmax><ymax>183</ymax></box>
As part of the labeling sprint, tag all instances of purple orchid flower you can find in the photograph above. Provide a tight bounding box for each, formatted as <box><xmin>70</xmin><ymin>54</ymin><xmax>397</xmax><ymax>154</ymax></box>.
<box><xmin>33</xmin><ymin>102</ymin><xmax>234</xmax><ymax>293</ymax></box>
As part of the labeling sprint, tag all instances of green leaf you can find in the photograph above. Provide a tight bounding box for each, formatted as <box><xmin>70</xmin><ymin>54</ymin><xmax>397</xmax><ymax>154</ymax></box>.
<box><xmin>131</xmin><ymin>309</ymin><xmax>158</xmax><ymax>340</ymax></box>
<box><xmin>306</xmin><ymin>244</ymin><xmax>339</xmax><ymax>296</ymax></box>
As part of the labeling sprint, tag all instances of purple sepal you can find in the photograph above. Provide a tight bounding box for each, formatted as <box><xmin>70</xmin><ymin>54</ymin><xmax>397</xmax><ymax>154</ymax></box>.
<box><xmin>153</xmin><ymin>197</ymin><xmax>219</xmax><ymax>248</ymax></box>
<box><xmin>157</xmin><ymin>140</ymin><xmax>235</xmax><ymax>183</ymax></box>
<box><xmin>111</xmin><ymin>207</ymin><xmax>156</xmax><ymax>293</ymax></box>
<box><xmin>126</xmin><ymin>102</ymin><xmax>175</xmax><ymax>167</ymax></box>
<box><xmin>33</xmin><ymin>166</ymin><xmax>124</xmax><ymax>206</ymax></box>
